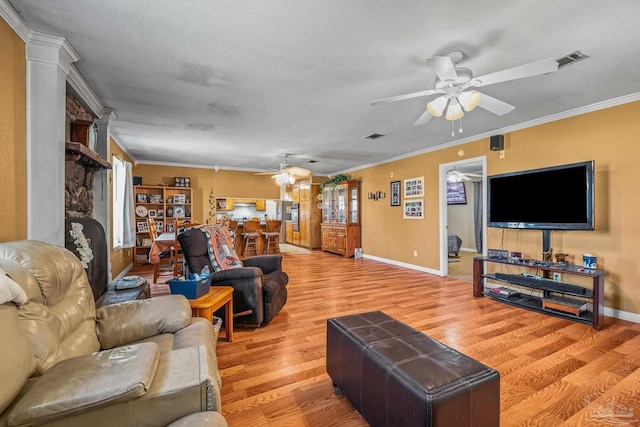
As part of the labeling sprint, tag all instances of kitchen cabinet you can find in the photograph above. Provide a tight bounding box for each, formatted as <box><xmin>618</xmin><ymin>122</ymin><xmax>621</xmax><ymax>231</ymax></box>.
<box><xmin>285</xmin><ymin>222</ymin><xmax>293</xmax><ymax>244</ymax></box>
<box><xmin>216</xmin><ymin>198</ymin><xmax>234</xmax><ymax>210</ymax></box>
<box><xmin>286</xmin><ymin>178</ymin><xmax>321</xmax><ymax>249</ymax></box>
<box><xmin>321</xmin><ymin>180</ymin><xmax>360</xmax><ymax>257</ymax></box>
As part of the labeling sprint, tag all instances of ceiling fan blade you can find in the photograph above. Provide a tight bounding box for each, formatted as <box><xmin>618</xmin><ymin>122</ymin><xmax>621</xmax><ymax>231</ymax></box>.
<box><xmin>471</xmin><ymin>58</ymin><xmax>558</xmax><ymax>87</ymax></box>
<box><xmin>426</xmin><ymin>56</ymin><xmax>458</xmax><ymax>82</ymax></box>
<box><xmin>477</xmin><ymin>93</ymin><xmax>515</xmax><ymax>116</ymax></box>
<box><xmin>286</xmin><ymin>166</ymin><xmax>311</xmax><ymax>177</ymax></box>
<box><xmin>414</xmin><ymin>109</ymin><xmax>433</xmax><ymax>126</ymax></box>
<box><xmin>371</xmin><ymin>89</ymin><xmax>438</xmax><ymax>106</ymax></box>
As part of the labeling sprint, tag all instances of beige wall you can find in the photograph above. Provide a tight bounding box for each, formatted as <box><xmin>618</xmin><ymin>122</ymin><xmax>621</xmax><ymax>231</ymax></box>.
<box><xmin>356</xmin><ymin>101</ymin><xmax>640</xmax><ymax>314</ymax></box>
<box><xmin>131</xmin><ymin>165</ymin><xmax>281</xmax><ymax>224</ymax></box>
<box><xmin>0</xmin><ymin>19</ymin><xmax>26</xmax><ymax>242</ymax></box>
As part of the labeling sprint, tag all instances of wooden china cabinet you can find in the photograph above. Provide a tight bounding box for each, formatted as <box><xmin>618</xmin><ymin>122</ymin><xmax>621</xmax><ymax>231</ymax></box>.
<box><xmin>320</xmin><ymin>180</ymin><xmax>361</xmax><ymax>258</ymax></box>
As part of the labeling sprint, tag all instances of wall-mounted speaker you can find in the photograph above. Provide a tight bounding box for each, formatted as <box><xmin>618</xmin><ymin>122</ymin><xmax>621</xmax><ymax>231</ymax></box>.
<box><xmin>490</xmin><ymin>135</ymin><xmax>504</xmax><ymax>151</ymax></box>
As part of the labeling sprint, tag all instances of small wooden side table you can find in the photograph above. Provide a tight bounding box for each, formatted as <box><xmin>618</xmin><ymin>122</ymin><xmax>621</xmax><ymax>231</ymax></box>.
<box><xmin>188</xmin><ymin>286</ymin><xmax>234</xmax><ymax>342</ymax></box>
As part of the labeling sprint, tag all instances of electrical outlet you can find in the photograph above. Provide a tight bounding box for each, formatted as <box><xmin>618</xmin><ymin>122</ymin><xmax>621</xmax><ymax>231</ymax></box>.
<box><xmin>499</xmin><ymin>150</ymin><xmax>505</xmax><ymax>159</ymax></box>
<box><xmin>413</xmin><ymin>250</ymin><xmax>418</xmax><ymax>257</ymax></box>
<box><xmin>553</xmin><ymin>272</ymin><xmax>561</xmax><ymax>282</ymax></box>
<box><xmin>390</xmin><ymin>172</ymin><xmax>394</xmax><ymax>178</ymax></box>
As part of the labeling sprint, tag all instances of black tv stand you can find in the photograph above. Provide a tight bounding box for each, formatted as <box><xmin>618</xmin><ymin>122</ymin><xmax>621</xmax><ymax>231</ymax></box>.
<box><xmin>473</xmin><ymin>256</ymin><xmax>605</xmax><ymax>330</ymax></box>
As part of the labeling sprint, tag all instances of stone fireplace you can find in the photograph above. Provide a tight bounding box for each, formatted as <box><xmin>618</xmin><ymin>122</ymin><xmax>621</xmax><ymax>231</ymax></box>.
<box><xmin>64</xmin><ymin>94</ymin><xmax>111</xmax><ymax>300</ymax></box>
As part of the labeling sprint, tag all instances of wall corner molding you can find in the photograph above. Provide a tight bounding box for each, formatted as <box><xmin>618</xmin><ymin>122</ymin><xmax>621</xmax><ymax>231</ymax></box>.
<box><xmin>0</xmin><ymin>0</ymin><xmax>31</xmax><ymax>42</ymax></box>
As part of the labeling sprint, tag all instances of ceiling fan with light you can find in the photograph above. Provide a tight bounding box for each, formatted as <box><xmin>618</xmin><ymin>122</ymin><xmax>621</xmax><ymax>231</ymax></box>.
<box><xmin>371</xmin><ymin>50</ymin><xmax>559</xmax><ymax>135</ymax></box>
<box><xmin>255</xmin><ymin>153</ymin><xmax>312</xmax><ymax>184</ymax></box>
<box><xmin>447</xmin><ymin>167</ymin><xmax>482</xmax><ymax>182</ymax></box>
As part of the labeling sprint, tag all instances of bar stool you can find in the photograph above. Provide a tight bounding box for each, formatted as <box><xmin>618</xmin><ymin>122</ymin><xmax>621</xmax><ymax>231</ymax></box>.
<box><xmin>263</xmin><ymin>220</ymin><xmax>282</xmax><ymax>254</ymax></box>
<box><xmin>241</xmin><ymin>220</ymin><xmax>260</xmax><ymax>257</ymax></box>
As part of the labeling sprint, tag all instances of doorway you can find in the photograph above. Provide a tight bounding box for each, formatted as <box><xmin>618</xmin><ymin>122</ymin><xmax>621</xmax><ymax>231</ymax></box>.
<box><xmin>439</xmin><ymin>156</ymin><xmax>487</xmax><ymax>280</ymax></box>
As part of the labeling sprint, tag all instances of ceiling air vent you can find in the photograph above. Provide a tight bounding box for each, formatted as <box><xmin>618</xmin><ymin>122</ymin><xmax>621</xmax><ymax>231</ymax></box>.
<box><xmin>556</xmin><ymin>50</ymin><xmax>588</xmax><ymax>69</ymax></box>
<box><xmin>366</xmin><ymin>133</ymin><xmax>384</xmax><ymax>140</ymax></box>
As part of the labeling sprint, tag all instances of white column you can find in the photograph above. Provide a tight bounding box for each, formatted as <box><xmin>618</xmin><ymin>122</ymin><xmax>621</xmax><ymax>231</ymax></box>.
<box><xmin>25</xmin><ymin>33</ymin><xmax>79</xmax><ymax>246</ymax></box>
<box><xmin>92</xmin><ymin>108</ymin><xmax>116</xmax><ymax>232</ymax></box>
<box><xmin>93</xmin><ymin>109</ymin><xmax>116</xmax><ymax>280</ymax></box>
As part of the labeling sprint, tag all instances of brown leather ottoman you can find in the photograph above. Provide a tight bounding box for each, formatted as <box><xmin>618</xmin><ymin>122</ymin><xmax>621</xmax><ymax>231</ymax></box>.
<box><xmin>326</xmin><ymin>311</ymin><xmax>500</xmax><ymax>427</ymax></box>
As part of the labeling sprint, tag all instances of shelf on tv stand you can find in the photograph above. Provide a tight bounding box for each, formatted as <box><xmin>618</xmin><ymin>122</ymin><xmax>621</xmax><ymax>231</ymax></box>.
<box><xmin>473</xmin><ymin>256</ymin><xmax>605</xmax><ymax>330</ymax></box>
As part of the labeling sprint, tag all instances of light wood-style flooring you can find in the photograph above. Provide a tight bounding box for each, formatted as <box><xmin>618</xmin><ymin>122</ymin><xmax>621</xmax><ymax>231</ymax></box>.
<box><xmin>131</xmin><ymin>251</ymin><xmax>640</xmax><ymax>427</ymax></box>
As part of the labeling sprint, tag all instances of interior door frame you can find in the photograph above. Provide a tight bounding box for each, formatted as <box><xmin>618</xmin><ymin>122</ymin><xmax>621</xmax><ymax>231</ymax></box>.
<box><xmin>438</xmin><ymin>156</ymin><xmax>487</xmax><ymax>276</ymax></box>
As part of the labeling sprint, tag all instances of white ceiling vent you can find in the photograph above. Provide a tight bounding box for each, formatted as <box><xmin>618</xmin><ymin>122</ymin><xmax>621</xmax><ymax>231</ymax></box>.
<box><xmin>556</xmin><ymin>51</ymin><xmax>588</xmax><ymax>69</ymax></box>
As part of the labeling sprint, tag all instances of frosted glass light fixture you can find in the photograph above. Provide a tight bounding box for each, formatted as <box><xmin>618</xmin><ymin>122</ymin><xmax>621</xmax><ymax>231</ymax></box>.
<box><xmin>445</xmin><ymin>100</ymin><xmax>464</xmax><ymax>121</ymax></box>
<box><xmin>458</xmin><ymin>91</ymin><xmax>481</xmax><ymax>112</ymax></box>
<box><xmin>427</xmin><ymin>96</ymin><xmax>448</xmax><ymax>117</ymax></box>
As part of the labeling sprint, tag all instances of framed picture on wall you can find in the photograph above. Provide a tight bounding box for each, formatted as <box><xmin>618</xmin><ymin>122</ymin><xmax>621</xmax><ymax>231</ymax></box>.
<box><xmin>403</xmin><ymin>199</ymin><xmax>424</xmax><ymax>219</ymax></box>
<box><xmin>390</xmin><ymin>181</ymin><xmax>401</xmax><ymax>206</ymax></box>
<box><xmin>403</xmin><ymin>176</ymin><xmax>424</xmax><ymax>198</ymax></box>
<box><xmin>136</xmin><ymin>221</ymin><xmax>149</xmax><ymax>232</ymax></box>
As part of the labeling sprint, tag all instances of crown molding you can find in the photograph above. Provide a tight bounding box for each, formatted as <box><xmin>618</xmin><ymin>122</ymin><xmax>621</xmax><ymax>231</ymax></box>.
<box><xmin>335</xmin><ymin>92</ymin><xmax>640</xmax><ymax>176</ymax></box>
<box><xmin>110</xmin><ymin>130</ymin><xmax>137</xmax><ymax>163</ymax></box>
<box><xmin>67</xmin><ymin>65</ymin><xmax>105</xmax><ymax>117</ymax></box>
<box><xmin>0</xmin><ymin>0</ymin><xmax>31</xmax><ymax>42</ymax></box>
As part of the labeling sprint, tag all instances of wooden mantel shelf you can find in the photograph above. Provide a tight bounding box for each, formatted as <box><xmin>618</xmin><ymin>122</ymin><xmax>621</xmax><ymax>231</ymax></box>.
<box><xmin>65</xmin><ymin>142</ymin><xmax>111</xmax><ymax>169</ymax></box>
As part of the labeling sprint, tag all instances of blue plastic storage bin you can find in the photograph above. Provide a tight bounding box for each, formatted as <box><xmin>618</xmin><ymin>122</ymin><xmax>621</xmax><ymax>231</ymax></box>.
<box><xmin>168</xmin><ymin>275</ymin><xmax>212</xmax><ymax>299</ymax></box>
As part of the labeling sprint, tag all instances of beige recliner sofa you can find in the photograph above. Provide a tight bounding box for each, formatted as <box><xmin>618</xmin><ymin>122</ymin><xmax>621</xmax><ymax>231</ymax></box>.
<box><xmin>0</xmin><ymin>240</ymin><xmax>227</xmax><ymax>427</ymax></box>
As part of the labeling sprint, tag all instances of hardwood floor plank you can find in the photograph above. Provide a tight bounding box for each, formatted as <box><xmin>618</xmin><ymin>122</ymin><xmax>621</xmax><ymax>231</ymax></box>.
<box><xmin>129</xmin><ymin>250</ymin><xmax>640</xmax><ymax>426</ymax></box>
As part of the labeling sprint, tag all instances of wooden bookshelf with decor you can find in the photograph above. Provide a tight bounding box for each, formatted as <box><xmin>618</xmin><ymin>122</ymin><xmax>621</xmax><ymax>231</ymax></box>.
<box><xmin>133</xmin><ymin>185</ymin><xmax>193</xmax><ymax>264</ymax></box>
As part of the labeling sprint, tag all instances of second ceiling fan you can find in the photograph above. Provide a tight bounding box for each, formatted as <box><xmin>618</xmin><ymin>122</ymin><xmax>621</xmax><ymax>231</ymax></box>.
<box><xmin>255</xmin><ymin>154</ymin><xmax>311</xmax><ymax>184</ymax></box>
<box><xmin>371</xmin><ymin>50</ymin><xmax>559</xmax><ymax>133</ymax></box>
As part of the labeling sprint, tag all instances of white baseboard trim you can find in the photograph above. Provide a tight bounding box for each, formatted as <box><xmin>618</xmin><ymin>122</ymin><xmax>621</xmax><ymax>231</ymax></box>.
<box><xmin>111</xmin><ymin>263</ymin><xmax>134</xmax><ymax>283</ymax></box>
<box><xmin>459</xmin><ymin>247</ymin><xmax>478</xmax><ymax>253</ymax></box>
<box><xmin>363</xmin><ymin>254</ymin><xmax>639</xmax><ymax>323</ymax></box>
<box><xmin>604</xmin><ymin>307</ymin><xmax>640</xmax><ymax>324</ymax></box>
<box><xmin>362</xmin><ymin>254</ymin><xmax>442</xmax><ymax>276</ymax></box>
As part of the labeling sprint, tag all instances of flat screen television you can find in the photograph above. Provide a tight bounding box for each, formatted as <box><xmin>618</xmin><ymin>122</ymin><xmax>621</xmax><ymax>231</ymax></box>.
<box><xmin>487</xmin><ymin>160</ymin><xmax>594</xmax><ymax>230</ymax></box>
<box><xmin>447</xmin><ymin>182</ymin><xmax>467</xmax><ymax>205</ymax></box>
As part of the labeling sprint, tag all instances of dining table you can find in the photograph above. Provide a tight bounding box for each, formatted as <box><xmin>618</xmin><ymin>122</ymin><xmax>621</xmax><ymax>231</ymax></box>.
<box><xmin>148</xmin><ymin>232</ymin><xmax>177</xmax><ymax>264</ymax></box>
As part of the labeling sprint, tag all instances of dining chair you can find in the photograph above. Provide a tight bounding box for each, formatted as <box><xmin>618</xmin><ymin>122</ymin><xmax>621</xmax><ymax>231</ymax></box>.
<box><xmin>148</xmin><ymin>217</ymin><xmax>174</xmax><ymax>283</ymax></box>
<box><xmin>173</xmin><ymin>221</ymin><xmax>200</xmax><ymax>276</ymax></box>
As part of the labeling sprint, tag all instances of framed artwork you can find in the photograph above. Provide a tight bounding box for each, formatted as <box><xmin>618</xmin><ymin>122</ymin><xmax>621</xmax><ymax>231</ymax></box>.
<box><xmin>155</xmin><ymin>221</ymin><xmax>163</xmax><ymax>232</ymax></box>
<box><xmin>403</xmin><ymin>199</ymin><xmax>424</xmax><ymax>219</ymax></box>
<box><xmin>136</xmin><ymin>193</ymin><xmax>148</xmax><ymax>203</ymax></box>
<box><xmin>136</xmin><ymin>221</ymin><xmax>149</xmax><ymax>232</ymax></box>
<box><xmin>404</xmin><ymin>176</ymin><xmax>424</xmax><ymax>198</ymax></box>
<box><xmin>390</xmin><ymin>181</ymin><xmax>401</xmax><ymax>206</ymax></box>
<box><xmin>156</xmin><ymin>209</ymin><xmax>164</xmax><ymax>218</ymax></box>
<box><xmin>167</xmin><ymin>223</ymin><xmax>175</xmax><ymax>233</ymax></box>
<box><xmin>174</xmin><ymin>194</ymin><xmax>186</xmax><ymax>204</ymax></box>
<box><xmin>148</xmin><ymin>209</ymin><xmax>157</xmax><ymax>218</ymax></box>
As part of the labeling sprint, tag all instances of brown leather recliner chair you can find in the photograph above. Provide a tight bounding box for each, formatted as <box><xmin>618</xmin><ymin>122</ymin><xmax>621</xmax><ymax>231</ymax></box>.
<box><xmin>0</xmin><ymin>240</ymin><xmax>227</xmax><ymax>427</ymax></box>
<box><xmin>177</xmin><ymin>225</ymin><xmax>288</xmax><ymax>327</ymax></box>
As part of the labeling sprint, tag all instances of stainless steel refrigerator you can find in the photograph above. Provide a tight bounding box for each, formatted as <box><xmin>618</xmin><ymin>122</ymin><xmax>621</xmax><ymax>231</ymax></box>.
<box><xmin>277</xmin><ymin>200</ymin><xmax>292</xmax><ymax>243</ymax></box>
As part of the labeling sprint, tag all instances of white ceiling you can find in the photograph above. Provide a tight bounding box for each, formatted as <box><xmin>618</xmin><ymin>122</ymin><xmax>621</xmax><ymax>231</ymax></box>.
<box><xmin>8</xmin><ymin>1</ymin><xmax>640</xmax><ymax>175</ymax></box>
